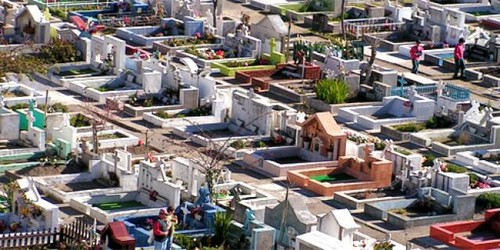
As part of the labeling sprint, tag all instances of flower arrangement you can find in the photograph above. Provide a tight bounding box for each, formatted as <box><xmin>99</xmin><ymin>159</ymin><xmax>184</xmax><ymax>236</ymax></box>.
<box><xmin>9</xmin><ymin>222</ymin><xmax>21</xmax><ymax>232</ymax></box>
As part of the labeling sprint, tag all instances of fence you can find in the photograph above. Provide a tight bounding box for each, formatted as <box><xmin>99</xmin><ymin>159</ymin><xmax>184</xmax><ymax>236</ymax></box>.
<box><xmin>390</xmin><ymin>84</ymin><xmax>470</xmax><ymax>101</ymax></box>
<box><xmin>344</xmin><ymin>17</ymin><xmax>405</xmax><ymax>38</ymax></box>
<box><xmin>0</xmin><ymin>217</ymin><xmax>99</xmax><ymax>249</ymax></box>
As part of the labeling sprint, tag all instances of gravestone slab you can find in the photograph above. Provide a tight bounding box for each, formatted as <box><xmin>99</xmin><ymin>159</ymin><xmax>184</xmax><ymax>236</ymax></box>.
<box><xmin>312</xmin><ymin>14</ymin><xmax>329</xmax><ymax>32</ymax></box>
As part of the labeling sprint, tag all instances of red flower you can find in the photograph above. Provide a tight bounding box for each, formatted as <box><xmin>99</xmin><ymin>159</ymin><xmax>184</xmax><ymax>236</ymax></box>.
<box><xmin>194</xmin><ymin>32</ymin><xmax>201</xmax><ymax>39</ymax></box>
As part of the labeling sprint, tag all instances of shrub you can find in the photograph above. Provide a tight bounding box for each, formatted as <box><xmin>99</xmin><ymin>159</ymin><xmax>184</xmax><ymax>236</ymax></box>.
<box><xmin>315</xmin><ymin>79</ymin><xmax>349</xmax><ymax>104</ymax></box>
<box><xmin>425</xmin><ymin>116</ymin><xmax>452</xmax><ymax>129</ymax></box>
<box><xmin>38</xmin><ymin>38</ymin><xmax>79</xmax><ymax>64</ymax></box>
<box><xmin>477</xmin><ymin>193</ymin><xmax>500</xmax><ymax>209</ymax></box>
<box><xmin>213</xmin><ymin>212</ymin><xmax>232</xmax><ymax>246</ymax></box>
<box><xmin>422</xmin><ymin>153</ymin><xmax>437</xmax><ymax>167</ymax></box>
<box><xmin>393</xmin><ymin>123</ymin><xmax>425</xmax><ymax>132</ymax></box>
<box><xmin>8</xmin><ymin>103</ymin><xmax>29</xmax><ymax>110</ymax></box>
<box><xmin>445</xmin><ymin>163</ymin><xmax>467</xmax><ymax>173</ymax></box>
<box><xmin>38</xmin><ymin>103</ymin><xmax>68</xmax><ymax>113</ymax></box>
<box><xmin>469</xmin><ymin>173</ymin><xmax>479</xmax><ymax>185</ymax></box>
<box><xmin>230</xmin><ymin>140</ymin><xmax>246</xmax><ymax>149</ymax></box>
<box><xmin>70</xmin><ymin>114</ymin><xmax>90</xmax><ymax>127</ymax></box>
<box><xmin>254</xmin><ymin>141</ymin><xmax>267</xmax><ymax>148</ymax></box>
<box><xmin>154</xmin><ymin>110</ymin><xmax>171</xmax><ymax>119</ymax></box>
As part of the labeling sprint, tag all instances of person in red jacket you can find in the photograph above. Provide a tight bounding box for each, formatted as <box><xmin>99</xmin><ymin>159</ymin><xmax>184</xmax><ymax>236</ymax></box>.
<box><xmin>453</xmin><ymin>38</ymin><xmax>466</xmax><ymax>80</ymax></box>
<box><xmin>153</xmin><ymin>209</ymin><xmax>170</xmax><ymax>249</ymax></box>
<box><xmin>410</xmin><ymin>40</ymin><xmax>423</xmax><ymax>74</ymax></box>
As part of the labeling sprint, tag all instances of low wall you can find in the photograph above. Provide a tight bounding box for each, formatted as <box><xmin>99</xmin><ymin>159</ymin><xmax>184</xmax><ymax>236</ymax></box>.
<box><xmin>143</xmin><ymin>112</ymin><xmax>220</xmax><ymax>128</ymax></box>
<box><xmin>307</xmin><ymin>98</ymin><xmax>382</xmax><ymax>115</ymax></box>
<box><xmin>455</xmin><ymin>150</ymin><xmax>500</xmax><ymax>174</ymax></box>
<box><xmin>333</xmin><ymin>189</ymin><xmax>406</xmax><ymax>210</ymax></box>
<box><xmin>364</xmin><ymin>198</ymin><xmax>416</xmax><ymax>220</ymax></box>
<box><xmin>387</xmin><ymin>212</ymin><xmax>457</xmax><ymax>229</ymax></box>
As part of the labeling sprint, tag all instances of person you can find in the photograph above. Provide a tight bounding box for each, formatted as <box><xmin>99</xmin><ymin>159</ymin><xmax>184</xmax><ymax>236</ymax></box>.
<box><xmin>153</xmin><ymin>209</ymin><xmax>170</xmax><ymax>250</ymax></box>
<box><xmin>165</xmin><ymin>206</ymin><xmax>178</xmax><ymax>250</ymax></box>
<box><xmin>453</xmin><ymin>38</ymin><xmax>466</xmax><ymax>80</ymax></box>
<box><xmin>442</xmin><ymin>40</ymin><xmax>449</xmax><ymax>48</ymax></box>
<box><xmin>410</xmin><ymin>40</ymin><xmax>423</xmax><ymax>74</ymax></box>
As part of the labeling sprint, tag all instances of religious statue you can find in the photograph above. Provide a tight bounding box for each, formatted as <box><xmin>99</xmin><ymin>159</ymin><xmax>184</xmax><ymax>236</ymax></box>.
<box><xmin>194</xmin><ymin>186</ymin><xmax>210</xmax><ymax>207</ymax></box>
<box><xmin>432</xmin><ymin>158</ymin><xmax>442</xmax><ymax>173</ymax></box>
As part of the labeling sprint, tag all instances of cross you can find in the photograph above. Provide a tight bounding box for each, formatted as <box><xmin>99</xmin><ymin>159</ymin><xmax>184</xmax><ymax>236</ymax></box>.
<box><xmin>269</xmin><ymin>38</ymin><xmax>277</xmax><ymax>53</ymax></box>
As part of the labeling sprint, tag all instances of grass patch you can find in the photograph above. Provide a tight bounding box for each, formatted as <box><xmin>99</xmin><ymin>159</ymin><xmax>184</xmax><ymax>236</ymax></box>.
<box><xmin>94</xmin><ymin>201</ymin><xmax>143</xmax><ymax>211</ymax></box>
<box><xmin>395</xmin><ymin>148</ymin><xmax>412</xmax><ymax>156</ymax></box>
<box><xmin>393</xmin><ymin>123</ymin><xmax>426</xmax><ymax>133</ymax></box>
<box><xmin>445</xmin><ymin>163</ymin><xmax>467</xmax><ymax>173</ymax></box>
<box><xmin>98</xmin><ymin>133</ymin><xmax>127</xmax><ymax>140</ymax></box>
<box><xmin>70</xmin><ymin>114</ymin><xmax>91</xmax><ymax>127</ymax></box>
<box><xmin>477</xmin><ymin>193</ymin><xmax>500</xmax><ymax>209</ymax></box>
<box><xmin>310</xmin><ymin>173</ymin><xmax>355</xmax><ymax>182</ymax></box>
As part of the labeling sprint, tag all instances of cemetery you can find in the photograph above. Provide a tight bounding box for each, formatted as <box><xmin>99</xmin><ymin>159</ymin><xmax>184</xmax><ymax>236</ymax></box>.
<box><xmin>1</xmin><ymin>0</ymin><xmax>500</xmax><ymax>248</ymax></box>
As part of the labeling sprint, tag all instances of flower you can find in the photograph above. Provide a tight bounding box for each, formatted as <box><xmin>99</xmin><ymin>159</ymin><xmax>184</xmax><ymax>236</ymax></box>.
<box><xmin>194</xmin><ymin>32</ymin><xmax>201</xmax><ymax>39</ymax></box>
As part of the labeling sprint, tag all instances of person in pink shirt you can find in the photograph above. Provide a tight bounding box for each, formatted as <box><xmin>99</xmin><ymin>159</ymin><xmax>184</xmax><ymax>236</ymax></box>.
<box><xmin>410</xmin><ymin>40</ymin><xmax>423</xmax><ymax>74</ymax></box>
<box><xmin>453</xmin><ymin>38</ymin><xmax>466</xmax><ymax>79</ymax></box>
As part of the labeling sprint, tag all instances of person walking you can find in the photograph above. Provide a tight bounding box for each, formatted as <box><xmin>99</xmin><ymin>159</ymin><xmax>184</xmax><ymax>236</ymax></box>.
<box><xmin>165</xmin><ymin>206</ymin><xmax>178</xmax><ymax>250</ymax></box>
<box><xmin>410</xmin><ymin>40</ymin><xmax>423</xmax><ymax>74</ymax></box>
<box><xmin>453</xmin><ymin>38</ymin><xmax>466</xmax><ymax>80</ymax></box>
<box><xmin>153</xmin><ymin>209</ymin><xmax>170</xmax><ymax>250</ymax></box>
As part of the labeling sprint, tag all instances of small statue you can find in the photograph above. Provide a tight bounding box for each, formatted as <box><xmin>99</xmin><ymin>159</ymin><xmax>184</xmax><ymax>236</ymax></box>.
<box><xmin>194</xmin><ymin>186</ymin><xmax>210</xmax><ymax>207</ymax></box>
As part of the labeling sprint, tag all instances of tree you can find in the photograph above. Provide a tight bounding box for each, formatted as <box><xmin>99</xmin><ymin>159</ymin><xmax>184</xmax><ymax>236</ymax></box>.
<box><xmin>38</xmin><ymin>38</ymin><xmax>79</xmax><ymax>64</ymax></box>
<box><xmin>362</xmin><ymin>35</ymin><xmax>380</xmax><ymax>85</ymax></box>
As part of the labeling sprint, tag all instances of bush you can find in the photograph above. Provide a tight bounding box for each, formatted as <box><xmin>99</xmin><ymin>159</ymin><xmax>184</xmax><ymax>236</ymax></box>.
<box><xmin>315</xmin><ymin>79</ymin><xmax>349</xmax><ymax>104</ymax></box>
<box><xmin>38</xmin><ymin>103</ymin><xmax>68</xmax><ymax>113</ymax></box>
<box><xmin>477</xmin><ymin>193</ymin><xmax>500</xmax><ymax>209</ymax></box>
<box><xmin>8</xmin><ymin>103</ymin><xmax>29</xmax><ymax>110</ymax></box>
<box><xmin>445</xmin><ymin>163</ymin><xmax>467</xmax><ymax>173</ymax></box>
<box><xmin>422</xmin><ymin>153</ymin><xmax>437</xmax><ymax>167</ymax></box>
<box><xmin>393</xmin><ymin>123</ymin><xmax>425</xmax><ymax>132</ymax></box>
<box><xmin>230</xmin><ymin>140</ymin><xmax>247</xmax><ymax>149</ymax></box>
<box><xmin>425</xmin><ymin>116</ymin><xmax>452</xmax><ymax>129</ymax></box>
<box><xmin>38</xmin><ymin>38</ymin><xmax>79</xmax><ymax>64</ymax></box>
<box><xmin>469</xmin><ymin>173</ymin><xmax>479</xmax><ymax>185</ymax></box>
<box><xmin>70</xmin><ymin>114</ymin><xmax>90</xmax><ymax>127</ymax></box>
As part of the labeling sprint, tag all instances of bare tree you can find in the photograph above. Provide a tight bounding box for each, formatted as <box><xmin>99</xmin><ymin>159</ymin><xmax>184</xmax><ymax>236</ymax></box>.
<box><xmin>362</xmin><ymin>35</ymin><xmax>381</xmax><ymax>85</ymax></box>
<box><xmin>81</xmin><ymin>91</ymin><xmax>114</xmax><ymax>154</ymax></box>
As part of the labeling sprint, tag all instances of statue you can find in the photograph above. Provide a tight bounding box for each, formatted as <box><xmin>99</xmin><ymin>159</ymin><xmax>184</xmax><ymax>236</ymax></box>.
<box><xmin>242</xmin><ymin>208</ymin><xmax>255</xmax><ymax>235</ymax></box>
<box><xmin>432</xmin><ymin>158</ymin><xmax>442</xmax><ymax>172</ymax></box>
<box><xmin>205</xmin><ymin>8</ymin><xmax>214</xmax><ymax>28</ymax></box>
<box><xmin>382</xmin><ymin>139</ymin><xmax>394</xmax><ymax>155</ymax></box>
<box><xmin>480</xmin><ymin>107</ymin><xmax>494</xmax><ymax>125</ymax></box>
<box><xmin>27</xmin><ymin>110</ymin><xmax>35</xmax><ymax>129</ymax></box>
<box><xmin>194</xmin><ymin>186</ymin><xmax>210</xmax><ymax>207</ymax></box>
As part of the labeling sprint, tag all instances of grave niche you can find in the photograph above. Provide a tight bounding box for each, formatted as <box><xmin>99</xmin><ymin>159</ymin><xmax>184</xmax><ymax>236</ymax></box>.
<box><xmin>312</xmin><ymin>14</ymin><xmax>329</xmax><ymax>32</ymax></box>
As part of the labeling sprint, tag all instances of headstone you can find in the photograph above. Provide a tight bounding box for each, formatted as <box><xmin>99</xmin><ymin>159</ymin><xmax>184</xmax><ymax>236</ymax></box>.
<box><xmin>312</xmin><ymin>14</ymin><xmax>329</xmax><ymax>32</ymax></box>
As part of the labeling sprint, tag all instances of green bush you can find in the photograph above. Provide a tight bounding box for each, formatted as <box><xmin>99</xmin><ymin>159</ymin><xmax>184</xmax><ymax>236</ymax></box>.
<box><xmin>477</xmin><ymin>193</ymin><xmax>500</xmax><ymax>209</ymax></box>
<box><xmin>393</xmin><ymin>123</ymin><xmax>425</xmax><ymax>132</ymax></box>
<box><xmin>422</xmin><ymin>153</ymin><xmax>437</xmax><ymax>167</ymax></box>
<box><xmin>230</xmin><ymin>140</ymin><xmax>247</xmax><ymax>149</ymax></box>
<box><xmin>469</xmin><ymin>173</ymin><xmax>479</xmax><ymax>185</ymax></box>
<box><xmin>213</xmin><ymin>212</ymin><xmax>232</xmax><ymax>246</ymax></box>
<box><xmin>254</xmin><ymin>141</ymin><xmax>267</xmax><ymax>148</ymax></box>
<box><xmin>425</xmin><ymin>116</ymin><xmax>452</xmax><ymax>129</ymax></box>
<box><xmin>38</xmin><ymin>38</ymin><xmax>79</xmax><ymax>64</ymax></box>
<box><xmin>315</xmin><ymin>79</ymin><xmax>349</xmax><ymax>104</ymax></box>
<box><xmin>445</xmin><ymin>163</ymin><xmax>467</xmax><ymax>173</ymax></box>
<box><xmin>70</xmin><ymin>114</ymin><xmax>90</xmax><ymax>127</ymax></box>
<box><xmin>8</xmin><ymin>103</ymin><xmax>29</xmax><ymax>110</ymax></box>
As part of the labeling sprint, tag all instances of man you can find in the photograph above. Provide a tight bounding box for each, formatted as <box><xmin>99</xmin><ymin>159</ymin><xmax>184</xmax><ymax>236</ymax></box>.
<box><xmin>165</xmin><ymin>206</ymin><xmax>178</xmax><ymax>250</ymax></box>
<box><xmin>453</xmin><ymin>38</ymin><xmax>466</xmax><ymax>80</ymax></box>
<box><xmin>410</xmin><ymin>40</ymin><xmax>423</xmax><ymax>74</ymax></box>
<box><xmin>153</xmin><ymin>209</ymin><xmax>170</xmax><ymax>249</ymax></box>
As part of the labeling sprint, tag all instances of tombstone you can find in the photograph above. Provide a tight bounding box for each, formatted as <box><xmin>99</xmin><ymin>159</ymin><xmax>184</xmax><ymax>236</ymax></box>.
<box><xmin>312</xmin><ymin>14</ymin><xmax>329</xmax><ymax>32</ymax></box>
<box><xmin>0</xmin><ymin>95</ymin><xmax>4</xmax><ymax>108</ymax></box>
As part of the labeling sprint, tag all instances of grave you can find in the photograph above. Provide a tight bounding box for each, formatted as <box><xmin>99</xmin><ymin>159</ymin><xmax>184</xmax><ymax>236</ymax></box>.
<box><xmin>364</xmin><ymin>187</ymin><xmax>475</xmax><ymax>229</ymax></box>
<box><xmin>69</xmin><ymin>160</ymin><xmax>182</xmax><ymax>223</ymax></box>
<box><xmin>410</xmin><ymin>101</ymin><xmax>500</xmax><ymax>156</ymax></box>
<box><xmin>227</xmin><ymin>208</ymin><xmax>276</xmax><ymax>250</ymax></box>
<box><xmin>264</xmin><ymin>195</ymin><xmax>317</xmax><ymax>248</ymax></box>
<box><xmin>34</xmin><ymin>149</ymin><xmax>139</xmax><ymax>203</ymax></box>
<box><xmin>0</xmin><ymin>83</ymin><xmax>46</xmax><ymax>107</ymax></box>
<box><xmin>0</xmin><ymin>178</ymin><xmax>59</xmax><ymax>232</ymax></box>
<box><xmin>296</xmin><ymin>209</ymin><xmax>406</xmax><ymax>249</ymax></box>
<box><xmin>430</xmin><ymin>208</ymin><xmax>500</xmax><ymax>249</ymax></box>
<box><xmin>241</xmin><ymin>112</ymin><xmax>346</xmax><ymax>177</ymax></box>
<box><xmin>338</xmin><ymin>86</ymin><xmax>435</xmax><ymax>131</ymax></box>
<box><xmin>456</xmin><ymin>149</ymin><xmax>500</xmax><ymax>174</ymax></box>
<box><xmin>12</xmin><ymin>5</ymin><xmax>50</xmax><ymax>44</ymax></box>
<box><xmin>269</xmin><ymin>0</ymin><xmax>342</xmax><ymax>22</ymax></box>
<box><xmin>174</xmin><ymin>89</ymin><xmax>298</xmax><ymax>148</ymax></box>
<box><xmin>288</xmin><ymin>145</ymin><xmax>393</xmax><ymax>196</ymax></box>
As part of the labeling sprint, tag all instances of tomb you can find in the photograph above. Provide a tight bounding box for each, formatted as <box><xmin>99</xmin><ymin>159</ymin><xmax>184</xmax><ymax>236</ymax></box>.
<box><xmin>364</xmin><ymin>187</ymin><xmax>475</xmax><ymax>229</ymax></box>
<box><xmin>264</xmin><ymin>195</ymin><xmax>317</xmax><ymax>248</ymax></box>
<box><xmin>456</xmin><ymin>149</ymin><xmax>500</xmax><ymax>174</ymax></box>
<box><xmin>410</xmin><ymin>102</ymin><xmax>500</xmax><ymax>156</ymax></box>
<box><xmin>13</xmin><ymin>5</ymin><xmax>50</xmax><ymax>44</ymax></box>
<box><xmin>241</xmin><ymin>112</ymin><xmax>345</xmax><ymax>177</ymax></box>
<box><xmin>288</xmin><ymin>145</ymin><xmax>392</xmax><ymax>196</ymax></box>
<box><xmin>430</xmin><ymin>208</ymin><xmax>500</xmax><ymax>249</ymax></box>
<box><xmin>296</xmin><ymin>209</ymin><xmax>406</xmax><ymax>249</ymax></box>
<box><xmin>0</xmin><ymin>178</ymin><xmax>59</xmax><ymax>232</ymax></box>
<box><xmin>338</xmin><ymin>86</ymin><xmax>435</xmax><ymax>131</ymax></box>
<box><xmin>0</xmin><ymin>83</ymin><xmax>46</xmax><ymax>107</ymax></box>
<box><xmin>69</xmin><ymin>160</ymin><xmax>182</xmax><ymax>223</ymax></box>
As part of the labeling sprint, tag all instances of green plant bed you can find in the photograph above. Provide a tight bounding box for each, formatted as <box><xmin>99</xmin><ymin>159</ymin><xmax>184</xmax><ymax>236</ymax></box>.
<box><xmin>98</xmin><ymin>133</ymin><xmax>127</xmax><ymax>140</ymax></box>
<box><xmin>70</xmin><ymin>114</ymin><xmax>91</xmax><ymax>127</ymax></box>
<box><xmin>212</xmin><ymin>61</ymin><xmax>276</xmax><ymax>77</ymax></box>
<box><xmin>393</xmin><ymin>123</ymin><xmax>426</xmax><ymax>133</ymax></box>
<box><xmin>477</xmin><ymin>193</ymin><xmax>500</xmax><ymax>209</ymax></box>
<box><xmin>311</xmin><ymin>173</ymin><xmax>355</xmax><ymax>183</ymax></box>
<box><xmin>93</xmin><ymin>201</ymin><xmax>144</xmax><ymax>211</ymax></box>
<box><xmin>56</xmin><ymin>68</ymin><xmax>98</xmax><ymax>76</ymax></box>
<box><xmin>445</xmin><ymin>163</ymin><xmax>467</xmax><ymax>173</ymax></box>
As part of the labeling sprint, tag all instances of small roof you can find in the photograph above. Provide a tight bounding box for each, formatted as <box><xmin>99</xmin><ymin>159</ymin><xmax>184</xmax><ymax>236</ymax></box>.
<box><xmin>22</xmin><ymin>5</ymin><xmax>46</xmax><ymax>23</ymax></box>
<box><xmin>296</xmin><ymin>230</ymin><xmax>346</xmax><ymax>250</ymax></box>
<box><xmin>301</xmin><ymin>112</ymin><xmax>345</xmax><ymax>137</ymax></box>
<box><xmin>330</xmin><ymin>209</ymin><xmax>360</xmax><ymax>230</ymax></box>
<box><xmin>256</xmin><ymin>15</ymin><xmax>288</xmax><ymax>35</ymax></box>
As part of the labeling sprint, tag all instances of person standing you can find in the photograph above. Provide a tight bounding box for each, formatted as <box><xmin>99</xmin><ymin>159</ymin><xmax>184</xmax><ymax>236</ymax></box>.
<box><xmin>453</xmin><ymin>38</ymin><xmax>466</xmax><ymax>80</ymax></box>
<box><xmin>153</xmin><ymin>209</ymin><xmax>170</xmax><ymax>250</ymax></box>
<box><xmin>410</xmin><ymin>40</ymin><xmax>423</xmax><ymax>74</ymax></box>
<box><xmin>165</xmin><ymin>206</ymin><xmax>178</xmax><ymax>250</ymax></box>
